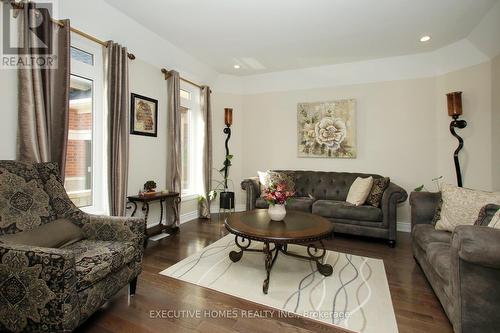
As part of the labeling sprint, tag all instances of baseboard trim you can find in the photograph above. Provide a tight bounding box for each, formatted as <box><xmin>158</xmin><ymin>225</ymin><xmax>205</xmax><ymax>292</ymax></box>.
<box><xmin>180</xmin><ymin>211</ymin><xmax>199</xmax><ymax>224</ymax></box>
<box><xmin>177</xmin><ymin>209</ymin><xmax>412</xmax><ymax>233</ymax></box>
<box><xmin>209</xmin><ymin>203</ymin><xmax>246</xmax><ymax>213</ymax></box>
<box><xmin>397</xmin><ymin>222</ymin><xmax>411</xmax><ymax>233</ymax></box>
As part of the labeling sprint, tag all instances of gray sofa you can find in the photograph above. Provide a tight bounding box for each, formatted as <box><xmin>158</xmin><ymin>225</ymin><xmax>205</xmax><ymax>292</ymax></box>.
<box><xmin>241</xmin><ymin>170</ymin><xmax>408</xmax><ymax>246</ymax></box>
<box><xmin>410</xmin><ymin>191</ymin><xmax>500</xmax><ymax>333</ymax></box>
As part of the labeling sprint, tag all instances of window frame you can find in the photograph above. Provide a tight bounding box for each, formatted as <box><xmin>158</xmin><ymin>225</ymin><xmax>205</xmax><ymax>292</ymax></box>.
<box><xmin>179</xmin><ymin>83</ymin><xmax>202</xmax><ymax>200</ymax></box>
<box><xmin>67</xmin><ymin>33</ymin><xmax>107</xmax><ymax>215</ymax></box>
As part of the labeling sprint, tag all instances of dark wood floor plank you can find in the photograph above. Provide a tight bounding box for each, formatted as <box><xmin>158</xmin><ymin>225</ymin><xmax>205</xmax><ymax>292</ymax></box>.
<box><xmin>76</xmin><ymin>216</ymin><xmax>452</xmax><ymax>333</ymax></box>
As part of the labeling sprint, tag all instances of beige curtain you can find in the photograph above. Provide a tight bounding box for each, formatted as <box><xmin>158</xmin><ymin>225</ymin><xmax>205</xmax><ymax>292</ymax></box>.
<box><xmin>104</xmin><ymin>41</ymin><xmax>129</xmax><ymax>216</ymax></box>
<box><xmin>17</xmin><ymin>4</ymin><xmax>70</xmax><ymax>180</ymax></box>
<box><xmin>200</xmin><ymin>86</ymin><xmax>213</xmax><ymax>218</ymax></box>
<box><xmin>166</xmin><ymin>71</ymin><xmax>181</xmax><ymax>227</ymax></box>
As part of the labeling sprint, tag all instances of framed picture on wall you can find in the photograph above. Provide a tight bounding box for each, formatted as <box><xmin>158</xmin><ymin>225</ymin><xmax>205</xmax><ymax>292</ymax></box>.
<box><xmin>297</xmin><ymin>99</ymin><xmax>357</xmax><ymax>158</ymax></box>
<box><xmin>130</xmin><ymin>93</ymin><xmax>158</xmax><ymax>137</ymax></box>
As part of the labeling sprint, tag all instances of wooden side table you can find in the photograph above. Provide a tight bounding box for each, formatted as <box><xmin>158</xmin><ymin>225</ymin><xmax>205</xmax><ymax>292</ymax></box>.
<box><xmin>127</xmin><ymin>192</ymin><xmax>181</xmax><ymax>240</ymax></box>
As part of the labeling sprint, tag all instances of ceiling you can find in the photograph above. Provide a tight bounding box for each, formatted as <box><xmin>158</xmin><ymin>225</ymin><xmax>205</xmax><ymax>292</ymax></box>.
<box><xmin>104</xmin><ymin>0</ymin><xmax>497</xmax><ymax>75</ymax></box>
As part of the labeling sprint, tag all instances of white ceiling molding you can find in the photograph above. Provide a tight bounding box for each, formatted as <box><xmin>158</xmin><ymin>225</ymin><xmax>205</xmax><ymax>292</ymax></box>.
<box><xmin>212</xmin><ymin>38</ymin><xmax>490</xmax><ymax>95</ymax></box>
<box><xmin>60</xmin><ymin>0</ymin><xmax>218</xmax><ymax>84</ymax></box>
<box><xmin>467</xmin><ymin>0</ymin><xmax>500</xmax><ymax>59</ymax></box>
<box><xmin>105</xmin><ymin>0</ymin><xmax>497</xmax><ymax>75</ymax></box>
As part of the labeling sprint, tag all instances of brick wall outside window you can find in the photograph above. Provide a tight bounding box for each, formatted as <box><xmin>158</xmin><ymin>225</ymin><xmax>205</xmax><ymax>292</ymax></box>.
<box><xmin>65</xmin><ymin>107</ymin><xmax>92</xmax><ymax>178</ymax></box>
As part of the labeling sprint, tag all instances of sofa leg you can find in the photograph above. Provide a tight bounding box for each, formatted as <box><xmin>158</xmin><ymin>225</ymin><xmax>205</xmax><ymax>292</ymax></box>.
<box><xmin>129</xmin><ymin>277</ymin><xmax>137</xmax><ymax>297</ymax></box>
<box><xmin>388</xmin><ymin>240</ymin><xmax>396</xmax><ymax>248</ymax></box>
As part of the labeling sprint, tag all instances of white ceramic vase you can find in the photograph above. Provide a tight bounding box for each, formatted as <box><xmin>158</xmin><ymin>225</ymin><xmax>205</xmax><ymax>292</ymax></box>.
<box><xmin>268</xmin><ymin>204</ymin><xmax>286</xmax><ymax>221</ymax></box>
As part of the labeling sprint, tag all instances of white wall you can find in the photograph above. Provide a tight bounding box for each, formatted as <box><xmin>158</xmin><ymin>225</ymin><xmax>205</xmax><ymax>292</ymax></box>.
<box><xmin>128</xmin><ymin>59</ymin><xmax>170</xmax><ymax>225</ymax></box>
<box><xmin>435</xmin><ymin>62</ymin><xmax>493</xmax><ymax>191</ymax></box>
<box><xmin>492</xmin><ymin>55</ymin><xmax>500</xmax><ymax>191</ymax></box>
<box><xmin>238</xmin><ymin>77</ymin><xmax>438</xmax><ymax>222</ymax></box>
<box><xmin>214</xmin><ymin>62</ymin><xmax>496</xmax><ymax>224</ymax></box>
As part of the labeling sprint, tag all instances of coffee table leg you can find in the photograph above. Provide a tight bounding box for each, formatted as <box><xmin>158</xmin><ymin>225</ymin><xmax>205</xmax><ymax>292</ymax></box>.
<box><xmin>263</xmin><ymin>242</ymin><xmax>272</xmax><ymax>294</ymax></box>
<box><xmin>229</xmin><ymin>236</ymin><xmax>251</xmax><ymax>263</ymax></box>
<box><xmin>262</xmin><ymin>242</ymin><xmax>280</xmax><ymax>294</ymax></box>
<box><xmin>308</xmin><ymin>241</ymin><xmax>333</xmax><ymax>276</ymax></box>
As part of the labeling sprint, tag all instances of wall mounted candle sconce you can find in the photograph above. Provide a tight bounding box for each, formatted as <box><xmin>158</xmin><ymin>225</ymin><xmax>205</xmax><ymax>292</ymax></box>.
<box><xmin>446</xmin><ymin>92</ymin><xmax>467</xmax><ymax>187</ymax></box>
<box><xmin>219</xmin><ymin>108</ymin><xmax>235</xmax><ymax>210</ymax></box>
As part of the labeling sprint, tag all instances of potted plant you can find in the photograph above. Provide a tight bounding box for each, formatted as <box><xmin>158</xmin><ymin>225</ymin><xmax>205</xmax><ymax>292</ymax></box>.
<box><xmin>197</xmin><ymin>166</ymin><xmax>235</xmax><ymax>218</ymax></box>
<box><xmin>414</xmin><ymin>176</ymin><xmax>443</xmax><ymax>192</ymax></box>
<box><xmin>218</xmin><ymin>154</ymin><xmax>234</xmax><ymax>210</ymax></box>
<box><xmin>263</xmin><ymin>180</ymin><xmax>295</xmax><ymax>221</ymax></box>
<box><xmin>143</xmin><ymin>180</ymin><xmax>157</xmax><ymax>192</ymax></box>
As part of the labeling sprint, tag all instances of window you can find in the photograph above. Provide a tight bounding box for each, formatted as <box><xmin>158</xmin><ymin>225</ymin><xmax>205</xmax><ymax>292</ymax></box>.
<box><xmin>66</xmin><ymin>75</ymin><xmax>93</xmax><ymax>207</ymax></box>
<box><xmin>64</xmin><ymin>35</ymin><xmax>107</xmax><ymax>214</ymax></box>
<box><xmin>180</xmin><ymin>84</ymin><xmax>202</xmax><ymax>198</ymax></box>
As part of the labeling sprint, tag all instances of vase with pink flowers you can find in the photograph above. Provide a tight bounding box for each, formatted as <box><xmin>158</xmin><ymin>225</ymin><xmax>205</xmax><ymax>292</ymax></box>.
<box><xmin>263</xmin><ymin>180</ymin><xmax>295</xmax><ymax>221</ymax></box>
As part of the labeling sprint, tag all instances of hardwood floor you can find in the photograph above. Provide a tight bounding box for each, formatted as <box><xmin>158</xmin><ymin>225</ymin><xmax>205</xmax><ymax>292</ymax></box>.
<box><xmin>77</xmin><ymin>216</ymin><xmax>453</xmax><ymax>333</ymax></box>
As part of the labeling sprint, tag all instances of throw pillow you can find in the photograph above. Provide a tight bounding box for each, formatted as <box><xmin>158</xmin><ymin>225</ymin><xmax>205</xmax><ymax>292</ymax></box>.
<box><xmin>488</xmin><ymin>210</ymin><xmax>500</xmax><ymax>229</ymax></box>
<box><xmin>474</xmin><ymin>204</ymin><xmax>500</xmax><ymax>226</ymax></box>
<box><xmin>0</xmin><ymin>218</ymin><xmax>84</xmax><ymax>248</ymax></box>
<box><xmin>434</xmin><ymin>184</ymin><xmax>500</xmax><ymax>232</ymax></box>
<box><xmin>431</xmin><ymin>198</ymin><xmax>443</xmax><ymax>225</ymax></box>
<box><xmin>346</xmin><ymin>176</ymin><xmax>373</xmax><ymax>206</ymax></box>
<box><xmin>366</xmin><ymin>177</ymin><xmax>390</xmax><ymax>207</ymax></box>
<box><xmin>257</xmin><ymin>171</ymin><xmax>295</xmax><ymax>195</ymax></box>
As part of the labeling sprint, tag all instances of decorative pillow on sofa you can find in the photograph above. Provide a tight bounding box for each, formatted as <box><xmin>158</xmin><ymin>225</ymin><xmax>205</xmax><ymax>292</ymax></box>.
<box><xmin>0</xmin><ymin>218</ymin><xmax>83</xmax><ymax>248</ymax></box>
<box><xmin>434</xmin><ymin>184</ymin><xmax>500</xmax><ymax>232</ymax></box>
<box><xmin>366</xmin><ymin>177</ymin><xmax>390</xmax><ymax>207</ymax></box>
<box><xmin>488</xmin><ymin>210</ymin><xmax>500</xmax><ymax>229</ymax></box>
<box><xmin>474</xmin><ymin>204</ymin><xmax>500</xmax><ymax>226</ymax></box>
<box><xmin>257</xmin><ymin>171</ymin><xmax>295</xmax><ymax>195</ymax></box>
<box><xmin>431</xmin><ymin>198</ymin><xmax>443</xmax><ymax>225</ymax></box>
<box><xmin>346</xmin><ymin>176</ymin><xmax>373</xmax><ymax>206</ymax></box>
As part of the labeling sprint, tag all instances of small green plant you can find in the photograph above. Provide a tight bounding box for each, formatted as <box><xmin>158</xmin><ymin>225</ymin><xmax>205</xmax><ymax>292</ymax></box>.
<box><xmin>197</xmin><ymin>155</ymin><xmax>235</xmax><ymax>204</ymax></box>
<box><xmin>143</xmin><ymin>180</ymin><xmax>157</xmax><ymax>192</ymax></box>
<box><xmin>219</xmin><ymin>154</ymin><xmax>233</xmax><ymax>190</ymax></box>
<box><xmin>414</xmin><ymin>176</ymin><xmax>443</xmax><ymax>192</ymax></box>
<box><xmin>208</xmin><ymin>168</ymin><xmax>234</xmax><ymax>201</ymax></box>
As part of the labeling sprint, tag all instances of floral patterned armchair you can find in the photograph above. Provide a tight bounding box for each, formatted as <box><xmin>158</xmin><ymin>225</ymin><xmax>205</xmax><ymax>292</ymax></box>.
<box><xmin>0</xmin><ymin>161</ymin><xmax>146</xmax><ymax>332</ymax></box>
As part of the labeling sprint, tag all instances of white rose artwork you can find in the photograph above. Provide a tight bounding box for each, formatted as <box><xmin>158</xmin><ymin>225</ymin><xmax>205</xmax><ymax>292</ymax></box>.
<box><xmin>297</xmin><ymin>99</ymin><xmax>356</xmax><ymax>158</ymax></box>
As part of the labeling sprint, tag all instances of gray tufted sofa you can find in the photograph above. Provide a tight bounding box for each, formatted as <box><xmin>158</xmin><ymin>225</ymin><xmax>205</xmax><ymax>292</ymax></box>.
<box><xmin>410</xmin><ymin>191</ymin><xmax>500</xmax><ymax>333</ymax></box>
<box><xmin>241</xmin><ymin>170</ymin><xmax>407</xmax><ymax>246</ymax></box>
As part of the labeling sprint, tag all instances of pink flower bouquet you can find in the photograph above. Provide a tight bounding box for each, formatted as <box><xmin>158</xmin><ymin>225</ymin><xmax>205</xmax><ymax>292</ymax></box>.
<box><xmin>263</xmin><ymin>181</ymin><xmax>295</xmax><ymax>205</ymax></box>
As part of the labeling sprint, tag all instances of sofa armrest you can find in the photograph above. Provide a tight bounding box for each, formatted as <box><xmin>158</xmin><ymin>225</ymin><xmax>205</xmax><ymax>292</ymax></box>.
<box><xmin>82</xmin><ymin>215</ymin><xmax>146</xmax><ymax>249</ymax></box>
<box><xmin>449</xmin><ymin>225</ymin><xmax>500</xmax><ymax>333</ymax></box>
<box><xmin>241</xmin><ymin>177</ymin><xmax>261</xmax><ymax>210</ymax></box>
<box><xmin>380</xmin><ymin>183</ymin><xmax>408</xmax><ymax>241</ymax></box>
<box><xmin>452</xmin><ymin>225</ymin><xmax>500</xmax><ymax>269</ymax></box>
<box><xmin>0</xmin><ymin>243</ymin><xmax>79</xmax><ymax>332</ymax></box>
<box><xmin>409</xmin><ymin>191</ymin><xmax>441</xmax><ymax>228</ymax></box>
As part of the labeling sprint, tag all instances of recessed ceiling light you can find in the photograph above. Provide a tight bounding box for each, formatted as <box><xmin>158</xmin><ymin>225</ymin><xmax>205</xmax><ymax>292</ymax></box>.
<box><xmin>420</xmin><ymin>36</ymin><xmax>431</xmax><ymax>42</ymax></box>
<box><xmin>233</xmin><ymin>64</ymin><xmax>240</xmax><ymax>69</ymax></box>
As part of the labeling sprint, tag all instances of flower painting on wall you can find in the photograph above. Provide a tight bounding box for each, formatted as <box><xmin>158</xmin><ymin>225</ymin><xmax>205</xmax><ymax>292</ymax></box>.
<box><xmin>297</xmin><ymin>99</ymin><xmax>357</xmax><ymax>158</ymax></box>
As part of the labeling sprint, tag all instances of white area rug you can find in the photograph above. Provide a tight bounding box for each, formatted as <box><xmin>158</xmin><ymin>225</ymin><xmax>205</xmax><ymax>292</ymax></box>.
<box><xmin>160</xmin><ymin>235</ymin><xmax>398</xmax><ymax>333</ymax></box>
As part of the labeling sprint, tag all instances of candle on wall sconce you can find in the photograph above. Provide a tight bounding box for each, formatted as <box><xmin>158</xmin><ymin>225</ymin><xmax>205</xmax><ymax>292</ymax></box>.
<box><xmin>224</xmin><ymin>108</ymin><xmax>233</xmax><ymax>127</ymax></box>
<box><xmin>446</xmin><ymin>92</ymin><xmax>467</xmax><ymax>187</ymax></box>
<box><xmin>447</xmin><ymin>92</ymin><xmax>463</xmax><ymax>117</ymax></box>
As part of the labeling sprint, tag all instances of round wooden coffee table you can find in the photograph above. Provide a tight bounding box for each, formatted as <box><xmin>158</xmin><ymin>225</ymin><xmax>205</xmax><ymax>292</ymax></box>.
<box><xmin>225</xmin><ymin>209</ymin><xmax>334</xmax><ymax>294</ymax></box>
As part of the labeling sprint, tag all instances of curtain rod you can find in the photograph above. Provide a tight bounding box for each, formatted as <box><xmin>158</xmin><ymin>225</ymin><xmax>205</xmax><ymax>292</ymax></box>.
<box><xmin>161</xmin><ymin>68</ymin><xmax>204</xmax><ymax>89</ymax></box>
<box><xmin>10</xmin><ymin>2</ymin><xmax>135</xmax><ymax>60</ymax></box>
